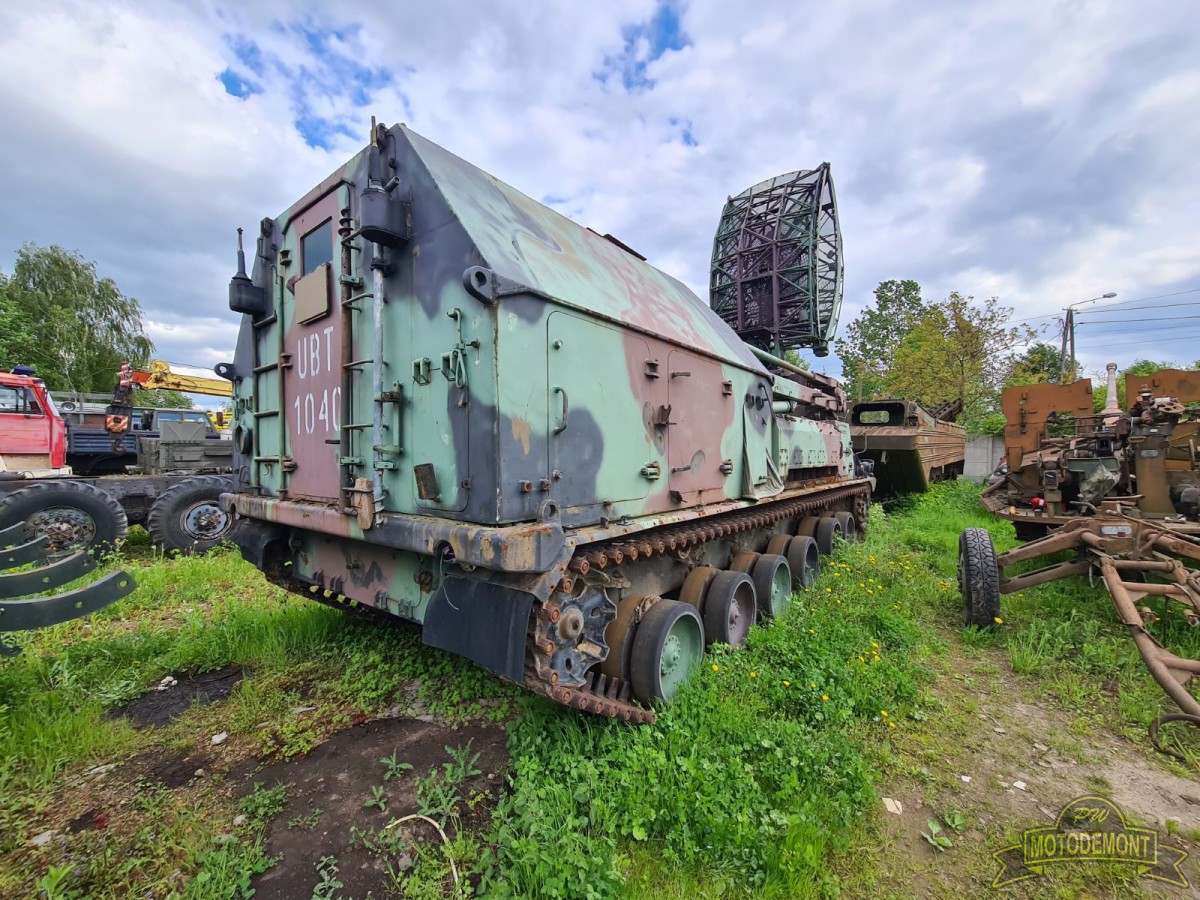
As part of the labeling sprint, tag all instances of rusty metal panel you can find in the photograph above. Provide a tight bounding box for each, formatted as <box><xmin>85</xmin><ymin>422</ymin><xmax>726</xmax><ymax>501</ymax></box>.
<box><xmin>1000</xmin><ymin>380</ymin><xmax>1095</xmax><ymax>471</ymax></box>
<box><xmin>1125</xmin><ymin>368</ymin><xmax>1200</xmax><ymax>405</ymax></box>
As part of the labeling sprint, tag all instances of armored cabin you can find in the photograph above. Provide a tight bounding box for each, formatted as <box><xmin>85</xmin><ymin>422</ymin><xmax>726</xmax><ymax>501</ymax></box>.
<box><xmin>222</xmin><ymin>124</ymin><xmax>860</xmax><ymax>702</ymax></box>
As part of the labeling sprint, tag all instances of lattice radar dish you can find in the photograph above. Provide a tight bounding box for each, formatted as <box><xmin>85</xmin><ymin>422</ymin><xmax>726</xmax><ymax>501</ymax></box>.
<box><xmin>709</xmin><ymin>164</ymin><xmax>843</xmax><ymax>358</ymax></box>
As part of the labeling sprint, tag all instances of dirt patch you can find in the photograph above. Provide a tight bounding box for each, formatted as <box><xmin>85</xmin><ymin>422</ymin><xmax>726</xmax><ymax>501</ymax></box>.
<box><xmin>870</xmin><ymin>640</ymin><xmax>1200</xmax><ymax>897</ymax></box>
<box><xmin>246</xmin><ymin>717</ymin><xmax>508</xmax><ymax>900</ymax></box>
<box><xmin>110</xmin><ymin>666</ymin><xmax>244</xmax><ymax>727</ymax></box>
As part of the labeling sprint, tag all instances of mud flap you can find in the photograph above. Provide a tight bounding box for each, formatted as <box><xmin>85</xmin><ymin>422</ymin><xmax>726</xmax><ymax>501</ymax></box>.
<box><xmin>422</xmin><ymin>576</ymin><xmax>533</xmax><ymax>684</ymax></box>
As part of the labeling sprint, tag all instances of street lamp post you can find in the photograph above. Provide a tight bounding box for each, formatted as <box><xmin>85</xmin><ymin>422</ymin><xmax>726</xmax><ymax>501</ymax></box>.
<box><xmin>1060</xmin><ymin>292</ymin><xmax>1117</xmax><ymax>382</ymax></box>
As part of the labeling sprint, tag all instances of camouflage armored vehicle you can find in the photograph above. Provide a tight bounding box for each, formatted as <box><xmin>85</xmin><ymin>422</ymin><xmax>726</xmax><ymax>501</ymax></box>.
<box><xmin>219</xmin><ymin>122</ymin><xmax>872</xmax><ymax>721</ymax></box>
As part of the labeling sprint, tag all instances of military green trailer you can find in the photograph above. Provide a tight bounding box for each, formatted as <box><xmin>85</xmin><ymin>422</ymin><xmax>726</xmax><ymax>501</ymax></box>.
<box><xmin>220</xmin><ymin>122</ymin><xmax>872</xmax><ymax>721</ymax></box>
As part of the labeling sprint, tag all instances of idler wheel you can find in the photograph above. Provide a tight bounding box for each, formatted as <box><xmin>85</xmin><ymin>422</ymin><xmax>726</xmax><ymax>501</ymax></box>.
<box><xmin>679</xmin><ymin>566</ymin><xmax>719</xmax><ymax>611</ymax></box>
<box><xmin>751</xmin><ymin>553</ymin><xmax>791</xmax><ymax>620</ymax></box>
<box><xmin>785</xmin><ymin>535</ymin><xmax>819</xmax><ymax>588</ymax></box>
<box><xmin>729</xmin><ymin>550</ymin><xmax>759</xmax><ymax>574</ymax></box>
<box><xmin>602</xmin><ymin>593</ymin><xmax>656</xmax><ymax>680</ymax></box>
<box><xmin>834</xmin><ymin>511</ymin><xmax>857</xmax><ymax>542</ymax></box>
<box><xmin>702</xmin><ymin>570</ymin><xmax>755</xmax><ymax>648</ymax></box>
<box><xmin>630</xmin><ymin>599</ymin><xmax>704</xmax><ymax>704</ymax></box>
<box><xmin>766</xmin><ymin>533</ymin><xmax>791</xmax><ymax>557</ymax></box>
<box><xmin>815</xmin><ymin>516</ymin><xmax>843</xmax><ymax>555</ymax></box>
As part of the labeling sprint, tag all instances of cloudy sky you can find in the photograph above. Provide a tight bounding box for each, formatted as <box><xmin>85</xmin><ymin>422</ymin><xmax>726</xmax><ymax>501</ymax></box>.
<box><xmin>1</xmin><ymin>0</ymin><xmax>1197</xmax><ymax>394</ymax></box>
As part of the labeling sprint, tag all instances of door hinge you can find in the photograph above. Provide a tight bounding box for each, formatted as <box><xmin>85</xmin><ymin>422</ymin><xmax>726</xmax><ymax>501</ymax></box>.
<box><xmin>640</xmin><ymin>461</ymin><xmax>661</xmax><ymax>480</ymax></box>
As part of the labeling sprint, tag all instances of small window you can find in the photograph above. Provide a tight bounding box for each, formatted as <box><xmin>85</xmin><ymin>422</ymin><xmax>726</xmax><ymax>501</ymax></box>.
<box><xmin>302</xmin><ymin>220</ymin><xmax>334</xmax><ymax>276</ymax></box>
<box><xmin>859</xmin><ymin>410</ymin><xmax>891</xmax><ymax>424</ymax></box>
<box><xmin>0</xmin><ymin>386</ymin><xmax>41</xmax><ymax>415</ymax></box>
<box><xmin>0</xmin><ymin>387</ymin><xmax>21</xmax><ymax>413</ymax></box>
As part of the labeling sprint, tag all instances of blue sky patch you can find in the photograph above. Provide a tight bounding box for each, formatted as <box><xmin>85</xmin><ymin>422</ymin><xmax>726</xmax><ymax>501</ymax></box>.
<box><xmin>599</xmin><ymin>2</ymin><xmax>691</xmax><ymax>90</ymax></box>
<box><xmin>218</xmin><ymin>67</ymin><xmax>261</xmax><ymax>99</ymax></box>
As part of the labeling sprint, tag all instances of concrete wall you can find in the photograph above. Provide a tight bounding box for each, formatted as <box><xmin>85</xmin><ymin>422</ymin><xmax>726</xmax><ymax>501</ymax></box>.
<box><xmin>963</xmin><ymin>433</ymin><xmax>1005</xmax><ymax>481</ymax></box>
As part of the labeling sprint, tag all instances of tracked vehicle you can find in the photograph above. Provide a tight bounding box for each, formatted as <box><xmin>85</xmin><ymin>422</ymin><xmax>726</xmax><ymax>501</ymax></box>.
<box><xmin>221</xmin><ymin>123</ymin><xmax>871</xmax><ymax>720</ymax></box>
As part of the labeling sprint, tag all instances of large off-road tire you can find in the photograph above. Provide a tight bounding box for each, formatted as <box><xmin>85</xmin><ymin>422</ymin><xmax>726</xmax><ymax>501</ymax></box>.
<box><xmin>0</xmin><ymin>481</ymin><xmax>127</xmax><ymax>557</ymax></box>
<box><xmin>958</xmin><ymin>528</ymin><xmax>1001</xmax><ymax>628</ymax></box>
<box><xmin>147</xmin><ymin>476</ymin><xmax>236</xmax><ymax>555</ymax></box>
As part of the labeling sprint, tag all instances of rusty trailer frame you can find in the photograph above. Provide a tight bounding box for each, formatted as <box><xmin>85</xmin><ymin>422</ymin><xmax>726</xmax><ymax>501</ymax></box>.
<box><xmin>960</xmin><ymin>504</ymin><xmax>1200</xmax><ymax>754</ymax></box>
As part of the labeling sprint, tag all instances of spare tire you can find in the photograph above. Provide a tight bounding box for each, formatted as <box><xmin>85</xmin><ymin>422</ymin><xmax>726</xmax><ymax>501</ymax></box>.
<box><xmin>147</xmin><ymin>476</ymin><xmax>237</xmax><ymax>554</ymax></box>
<box><xmin>0</xmin><ymin>481</ymin><xmax>127</xmax><ymax>557</ymax></box>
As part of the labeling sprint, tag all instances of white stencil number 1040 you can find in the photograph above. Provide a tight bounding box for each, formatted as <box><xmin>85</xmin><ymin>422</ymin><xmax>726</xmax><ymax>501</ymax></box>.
<box><xmin>292</xmin><ymin>327</ymin><xmax>340</xmax><ymax>436</ymax></box>
<box><xmin>293</xmin><ymin>388</ymin><xmax>340</xmax><ymax>436</ymax></box>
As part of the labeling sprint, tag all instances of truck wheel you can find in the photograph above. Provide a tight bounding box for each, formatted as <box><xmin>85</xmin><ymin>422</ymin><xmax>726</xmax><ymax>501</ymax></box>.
<box><xmin>0</xmin><ymin>481</ymin><xmax>128</xmax><ymax>557</ymax></box>
<box><xmin>958</xmin><ymin>528</ymin><xmax>1001</xmax><ymax>628</ymax></box>
<box><xmin>147</xmin><ymin>476</ymin><xmax>236</xmax><ymax>555</ymax></box>
<box><xmin>630</xmin><ymin>599</ymin><xmax>704</xmax><ymax>704</ymax></box>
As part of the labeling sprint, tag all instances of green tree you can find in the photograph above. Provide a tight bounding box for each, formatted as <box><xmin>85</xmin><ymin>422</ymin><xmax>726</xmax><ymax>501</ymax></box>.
<box><xmin>0</xmin><ymin>244</ymin><xmax>152</xmax><ymax>391</ymax></box>
<box><xmin>1007</xmin><ymin>342</ymin><xmax>1063</xmax><ymax>386</ymax></box>
<box><xmin>131</xmin><ymin>388</ymin><xmax>194</xmax><ymax>409</ymax></box>
<box><xmin>835</xmin><ymin>279</ymin><xmax>927</xmax><ymax>400</ymax></box>
<box><xmin>889</xmin><ymin>292</ymin><xmax>1034</xmax><ymax>431</ymax></box>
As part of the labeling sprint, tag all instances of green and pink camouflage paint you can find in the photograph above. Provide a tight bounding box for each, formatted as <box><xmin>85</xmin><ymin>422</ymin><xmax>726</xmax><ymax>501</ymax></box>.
<box><xmin>220</xmin><ymin>122</ymin><xmax>872</xmax><ymax>721</ymax></box>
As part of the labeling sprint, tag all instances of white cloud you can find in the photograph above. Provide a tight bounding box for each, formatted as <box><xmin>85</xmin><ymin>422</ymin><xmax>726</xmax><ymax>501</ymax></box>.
<box><xmin>1</xmin><ymin>0</ymin><xmax>1197</xmax><ymax>385</ymax></box>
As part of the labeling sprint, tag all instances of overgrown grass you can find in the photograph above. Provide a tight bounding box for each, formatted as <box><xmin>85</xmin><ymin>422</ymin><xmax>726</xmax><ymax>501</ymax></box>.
<box><xmin>3</xmin><ymin>482</ymin><xmax>1196</xmax><ymax>897</ymax></box>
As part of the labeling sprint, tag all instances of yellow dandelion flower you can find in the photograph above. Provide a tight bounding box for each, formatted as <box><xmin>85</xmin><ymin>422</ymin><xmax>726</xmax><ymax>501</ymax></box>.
<box><xmin>750</xmin><ymin>671</ymin><xmax>757</xmax><ymax>678</ymax></box>
<box><xmin>783</xmin><ymin>680</ymin><xmax>791</xmax><ymax>687</ymax></box>
<box><xmin>822</xmin><ymin>694</ymin><xmax>829</xmax><ymax>702</ymax></box>
<box><xmin>881</xmin><ymin>710</ymin><xmax>889</xmax><ymax>717</ymax></box>
<box><xmin>825</xmin><ymin>588</ymin><xmax>832</xmax><ymax>593</ymax></box>
<box><xmin>888</xmin><ymin>721</ymin><xmax>896</xmax><ymax>729</ymax></box>
<box><xmin>711</xmin><ymin>664</ymin><xmax>719</xmax><ymax>671</ymax></box>
<box><xmin>871</xmin><ymin>641</ymin><xmax>879</xmax><ymax>648</ymax></box>
<box><xmin>858</xmin><ymin>583</ymin><xmax>865</xmax><ymax>588</ymax></box>
<box><xmin>994</xmin><ymin>616</ymin><xmax>1004</xmax><ymax>624</ymax></box>
<box><xmin>866</xmin><ymin>589</ymin><xmax>873</xmax><ymax>594</ymax></box>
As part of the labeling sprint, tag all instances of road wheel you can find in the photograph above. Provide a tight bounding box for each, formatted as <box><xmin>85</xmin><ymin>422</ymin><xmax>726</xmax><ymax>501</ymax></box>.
<box><xmin>785</xmin><ymin>536</ymin><xmax>819</xmax><ymax>588</ymax></box>
<box><xmin>834</xmin><ymin>511</ymin><xmax>857</xmax><ymax>542</ymax></box>
<box><xmin>0</xmin><ymin>481</ymin><xmax>127</xmax><ymax>557</ymax></box>
<box><xmin>959</xmin><ymin>528</ymin><xmax>1001</xmax><ymax>628</ymax></box>
<box><xmin>679</xmin><ymin>566</ymin><xmax>718</xmax><ymax>612</ymax></box>
<box><xmin>147</xmin><ymin>476</ymin><xmax>236</xmax><ymax>554</ymax></box>
<box><xmin>796</xmin><ymin>516</ymin><xmax>821</xmax><ymax>537</ymax></box>
<box><xmin>751</xmin><ymin>553</ymin><xmax>791</xmax><ymax>620</ymax></box>
<box><xmin>630</xmin><ymin>599</ymin><xmax>704</xmax><ymax>704</ymax></box>
<box><xmin>729</xmin><ymin>550</ymin><xmax>759</xmax><ymax>574</ymax></box>
<box><xmin>766</xmin><ymin>533</ymin><xmax>791</xmax><ymax>557</ymax></box>
<box><xmin>602</xmin><ymin>593</ymin><xmax>654</xmax><ymax>680</ymax></box>
<box><xmin>814</xmin><ymin>516</ymin><xmax>843</xmax><ymax>555</ymax></box>
<box><xmin>702</xmin><ymin>570</ymin><xmax>755</xmax><ymax>648</ymax></box>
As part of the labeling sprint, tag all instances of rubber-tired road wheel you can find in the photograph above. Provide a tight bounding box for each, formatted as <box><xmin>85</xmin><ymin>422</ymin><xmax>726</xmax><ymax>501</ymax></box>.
<box><xmin>796</xmin><ymin>516</ymin><xmax>821</xmax><ymax>538</ymax></box>
<box><xmin>630</xmin><ymin>599</ymin><xmax>704</xmax><ymax>704</ymax></box>
<box><xmin>702</xmin><ymin>570</ymin><xmax>755</xmax><ymax>648</ymax></box>
<box><xmin>751</xmin><ymin>553</ymin><xmax>791</xmax><ymax>620</ymax></box>
<box><xmin>0</xmin><ymin>481</ymin><xmax>127</xmax><ymax>557</ymax></box>
<box><xmin>814</xmin><ymin>516</ymin><xmax>843</xmax><ymax>555</ymax></box>
<box><xmin>147</xmin><ymin>476</ymin><xmax>236</xmax><ymax>554</ymax></box>
<box><xmin>679</xmin><ymin>566</ymin><xmax>718</xmax><ymax>611</ymax></box>
<box><xmin>959</xmin><ymin>528</ymin><xmax>1001</xmax><ymax>628</ymax></box>
<box><xmin>785</xmin><ymin>536</ymin><xmax>819</xmax><ymax>588</ymax></box>
<box><xmin>834</xmin><ymin>511</ymin><xmax>857</xmax><ymax>542</ymax></box>
<box><xmin>766</xmin><ymin>533</ymin><xmax>791</xmax><ymax>557</ymax></box>
<box><xmin>729</xmin><ymin>550</ymin><xmax>759</xmax><ymax>574</ymax></box>
<box><xmin>602</xmin><ymin>593</ymin><xmax>653</xmax><ymax>680</ymax></box>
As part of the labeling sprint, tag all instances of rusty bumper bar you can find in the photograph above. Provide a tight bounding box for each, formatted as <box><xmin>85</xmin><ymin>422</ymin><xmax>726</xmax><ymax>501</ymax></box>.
<box><xmin>223</xmin><ymin>493</ymin><xmax>567</xmax><ymax>573</ymax></box>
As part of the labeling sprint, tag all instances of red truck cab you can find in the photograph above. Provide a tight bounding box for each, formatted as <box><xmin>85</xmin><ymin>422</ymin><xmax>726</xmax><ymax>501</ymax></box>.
<box><xmin>0</xmin><ymin>368</ymin><xmax>67</xmax><ymax>472</ymax></box>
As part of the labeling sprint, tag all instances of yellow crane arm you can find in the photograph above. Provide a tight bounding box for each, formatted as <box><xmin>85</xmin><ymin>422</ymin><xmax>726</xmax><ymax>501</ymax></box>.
<box><xmin>138</xmin><ymin>360</ymin><xmax>232</xmax><ymax>397</ymax></box>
